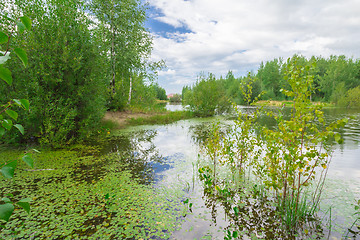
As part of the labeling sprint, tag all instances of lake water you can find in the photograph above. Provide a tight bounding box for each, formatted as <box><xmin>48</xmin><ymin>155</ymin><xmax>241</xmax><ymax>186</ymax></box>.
<box><xmin>110</xmin><ymin>106</ymin><xmax>360</xmax><ymax>239</ymax></box>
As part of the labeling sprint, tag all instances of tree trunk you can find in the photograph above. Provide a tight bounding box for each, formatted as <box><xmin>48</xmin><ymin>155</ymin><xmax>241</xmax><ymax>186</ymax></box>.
<box><xmin>111</xmin><ymin>26</ymin><xmax>116</xmax><ymax>96</ymax></box>
<box><xmin>127</xmin><ymin>75</ymin><xmax>132</xmax><ymax>105</ymax></box>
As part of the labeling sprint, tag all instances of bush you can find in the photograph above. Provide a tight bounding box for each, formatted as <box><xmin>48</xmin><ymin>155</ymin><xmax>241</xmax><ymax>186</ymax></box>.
<box><xmin>0</xmin><ymin>0</ymin><xmax>107</xmax><ymax>146</ymax></box>
<box><xmin>183</xmin><ymin>73</ymin><xmax>231</xmax><ymax>117</ymax></box>
<box><xmin>338</xmin><ymin>86</ymin><xmax>360</xmax><ymax>108</ymax></box>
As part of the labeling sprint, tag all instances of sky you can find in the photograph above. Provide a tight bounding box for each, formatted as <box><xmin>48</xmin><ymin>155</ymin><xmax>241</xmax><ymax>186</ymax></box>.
<box><xmin>145</xmin><ymin>0</ymin><xmax>360</xmax><ymax>94</ymax></box>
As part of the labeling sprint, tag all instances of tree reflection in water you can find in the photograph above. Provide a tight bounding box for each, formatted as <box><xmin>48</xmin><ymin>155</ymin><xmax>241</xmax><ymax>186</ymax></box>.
<box><xmin>99</xmin><ymin>130</ymin><xmax>172</xmax><ymax>184</ymax></box>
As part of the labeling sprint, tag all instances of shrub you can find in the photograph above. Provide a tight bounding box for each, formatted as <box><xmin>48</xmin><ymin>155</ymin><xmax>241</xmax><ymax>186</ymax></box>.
<box><xmin>338</xmin><ymin>86</ymin><xmax>360</xmax><ymax>108</ymax></box>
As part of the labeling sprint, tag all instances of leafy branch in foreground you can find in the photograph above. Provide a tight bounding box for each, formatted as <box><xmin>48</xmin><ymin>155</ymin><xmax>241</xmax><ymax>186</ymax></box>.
<box><xmin>0</xmin><ymin>15</ymin><xmax>34</xmax><ymax>224</ymax></box>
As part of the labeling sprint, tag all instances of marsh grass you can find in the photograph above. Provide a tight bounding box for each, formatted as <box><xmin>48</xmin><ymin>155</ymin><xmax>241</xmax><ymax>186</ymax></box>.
<box><xmin>126</xmin><ymin>111</ymin><xmax>194</xmax><ymax>126</ymax></box>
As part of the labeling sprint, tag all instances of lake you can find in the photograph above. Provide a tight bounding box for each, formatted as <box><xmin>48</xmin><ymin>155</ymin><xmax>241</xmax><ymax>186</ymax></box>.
<box><xmin>108</xmin><ymin>106</ymin><xmax>360</xmax><ymax>239</ymax></box>
<box><xmin>0</xmin><ymin>106</ymin><xmax>359</xmax><ymax>239</ymax></box>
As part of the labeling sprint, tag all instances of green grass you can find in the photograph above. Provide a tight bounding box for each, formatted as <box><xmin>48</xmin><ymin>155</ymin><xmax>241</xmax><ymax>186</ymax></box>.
<box><xmin>126</xmin><ymin>111</ymin><xmax>194</xmax><ymax>126</ymax></box>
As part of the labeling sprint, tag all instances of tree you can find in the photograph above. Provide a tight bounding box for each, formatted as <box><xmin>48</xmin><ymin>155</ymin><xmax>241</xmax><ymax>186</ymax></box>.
<box><xmin>338</xmin><ymin>86</ymin><xmax>360</xmax><ymax>108</ymax></box>
<box><xmin>1</xmin><ymin>0</ymin><xmax>107</xmax><ymax>146</ymax></box>
<box><xmin>183</xmin><ymin>73</ymin><xmax>231</xmax><ymax>117</ymax></box>
<box><xmin>87</xmin><ymin>0</ymin><xmax>160</xmax><ymax>110</ymax></box>
<box><xmin>152</xmin><ymin>83</ymin><xmax>167</xmax><ymax>100</ymax></box>
<box><xmin>319</xmin><ymin>55</ymin><xmax>359</xmax><ymax>102</ymax></box>
<box><xmin>257</xmin><ymin>58</ymin><xmax>283</xmax><ymax>99</ymax></box>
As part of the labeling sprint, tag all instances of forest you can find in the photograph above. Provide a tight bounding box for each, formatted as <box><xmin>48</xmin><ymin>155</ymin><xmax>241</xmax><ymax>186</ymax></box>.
<box><xmin>0</xmin><ymin>0</ymin><xmax>166</xmax><ymax>147</ymax></box>
<box><xmin>183</xmin><ymin>55</ymin><xmax>360</xmax><ymax>116</ymax></box>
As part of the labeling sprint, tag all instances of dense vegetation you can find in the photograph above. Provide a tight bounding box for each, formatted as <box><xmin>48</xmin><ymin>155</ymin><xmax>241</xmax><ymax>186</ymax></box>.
<box><xmin>183</xmin><ymin>54</ymin><xmax>360</xmax><ymax>116</ymax></box>
<box><xmin>0</xmin><ymin>0</ymin><xmax>166</xmax><ymax>147</ymax></box>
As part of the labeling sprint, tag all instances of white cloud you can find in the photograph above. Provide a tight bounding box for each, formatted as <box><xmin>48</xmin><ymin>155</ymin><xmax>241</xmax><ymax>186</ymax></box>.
<box><xmin>148</xmin><ymin>0</ymin><xmax>360</xmax><ymax>93</ymax></box>
<box><xmin>158</xmin><ymin>69</ymin><xmax>176</xmax><ymax>76</ymax></box>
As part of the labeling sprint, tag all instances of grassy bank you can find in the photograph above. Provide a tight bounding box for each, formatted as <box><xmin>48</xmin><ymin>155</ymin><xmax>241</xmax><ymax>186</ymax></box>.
<box><xmin>126</xmin><ymin>111</ymin><xmax>194</xmax><ymax>126</ymax></box>
<box><xmin>102</xmin><ymin>110</ymin><xmax>194</xmax><ymax>130</ymax></box>
<box><xmin>254</xmin><ymin>100</ymin><xmax>335</xmax><ymax>107</ymax></box>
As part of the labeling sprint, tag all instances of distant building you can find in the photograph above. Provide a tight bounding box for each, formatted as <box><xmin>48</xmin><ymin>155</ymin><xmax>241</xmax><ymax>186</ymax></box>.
<box><xmin>167</xmin><ymin>93</ymin><xmax>175</xmax><ymax>99</ymax></box>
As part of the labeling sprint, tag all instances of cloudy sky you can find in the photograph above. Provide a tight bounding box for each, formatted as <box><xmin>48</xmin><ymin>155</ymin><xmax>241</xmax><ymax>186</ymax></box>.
<box><xmin>145</xmin><ymin>0</ymin><xmax>360</xmax><ymax>94</ymax></box>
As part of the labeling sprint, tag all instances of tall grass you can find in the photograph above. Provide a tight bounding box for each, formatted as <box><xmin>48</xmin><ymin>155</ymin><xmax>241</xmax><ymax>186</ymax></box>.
<box><xmin>126</xmin><ymin>111</ymin><xmax>194</xmax><ymax>126</ymax></box>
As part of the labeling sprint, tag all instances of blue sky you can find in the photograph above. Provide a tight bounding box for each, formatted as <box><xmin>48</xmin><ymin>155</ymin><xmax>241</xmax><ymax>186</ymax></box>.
<box><xmin>145</xmin><ymin>0</ymin><xmax>360</xmax><ymax>94</ymax></box>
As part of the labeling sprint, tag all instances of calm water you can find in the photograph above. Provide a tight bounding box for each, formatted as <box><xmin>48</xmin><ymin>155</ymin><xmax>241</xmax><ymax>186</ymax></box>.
<box><xmin>109</xmin><ymin>106</ymin><xmax>360</xmax><ymax>239</ymax></box>
<box><xmin>166</xmin><ymin>103</ymin><xmax>185</xmax><ymax>112</ymax></box>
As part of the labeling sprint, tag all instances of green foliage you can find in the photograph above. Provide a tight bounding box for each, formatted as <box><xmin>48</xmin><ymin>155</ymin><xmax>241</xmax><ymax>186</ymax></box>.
<box><xmin>88</xmin><ymin>0</ymin><xmax>162</xmax><ymax>110</ymax></box>
<box><xmin>0</xmin><ymin>0</ymin><xmax>163</xmax><ymax>146</ymax></box>
<box><xmin>183</xmin><ymin>73</ymin><xmax>231</xmax><ymax>117</ymax></box>
<box><xmin>0</xmin><ymin>15</ymin><xmax>35</xmax><ymax>224</ymax></box>
<box><xmin>152</xmin><ymin>83</ymin><xmax>167</xmax><ymax>100</ymax></box>
<box><xmin>184</xmin><ymin>55</ymin><xmax>360</xmax><ymax>105</ymax></box>
<box><xmin>257</xmin><ymin>58</ymin><xmax>284</xmax><ymax>99</ymax></box>
<box><xmin>1</xmin><ymin>0</ymin><xmax>107</xmax><ymax>146</ymax></box>
<box><xmin>338</xmin><ymin>86</ymin><xmax>360</xmax><ymax>108</ymax></box>
<box><xmin>129</xmin><ymin>75</ymin><xmax>157</xmax><ymax>107</ymax></box>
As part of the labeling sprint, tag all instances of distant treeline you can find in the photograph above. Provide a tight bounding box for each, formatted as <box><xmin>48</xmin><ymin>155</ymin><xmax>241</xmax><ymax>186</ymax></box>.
<box><xmin>182</xmin><ymin>54</ymin><xmax>360</xmax><ymax>116</ymax></box>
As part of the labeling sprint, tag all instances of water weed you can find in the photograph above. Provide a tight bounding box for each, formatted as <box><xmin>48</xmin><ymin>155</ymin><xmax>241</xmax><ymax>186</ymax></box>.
<box><xmin>0</xmin><ymin>144</ymin><xmax>186</xmax><ymax>239</ymax></box>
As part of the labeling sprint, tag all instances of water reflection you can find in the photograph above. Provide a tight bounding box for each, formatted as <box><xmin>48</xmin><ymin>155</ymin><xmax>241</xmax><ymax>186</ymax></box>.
<box><xmin>98</xmin><ymin>130</ymin><xmax>174</xmax><ymax>184</ymax></box>
<box><xmin>166</xmin><ymin>103</ymin><xmax>184</xmax><ymax>112</ymax></box>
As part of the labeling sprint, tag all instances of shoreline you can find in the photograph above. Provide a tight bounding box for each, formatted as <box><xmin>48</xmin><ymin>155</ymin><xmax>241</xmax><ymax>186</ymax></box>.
<box><xmin>102</xmin><ymin>110</ymin><xmax>167</xmax><ymax>128</ymax></box>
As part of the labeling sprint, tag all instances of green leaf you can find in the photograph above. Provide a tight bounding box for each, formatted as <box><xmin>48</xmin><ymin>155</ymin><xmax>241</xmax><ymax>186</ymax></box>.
<box><xmin>0</xmin><ymin>127</ymin><xmax>5</xmax><ymax>137</ymax></box>
<box><xmin>233</xmin><ymin>206</ymin><xmax>239</xmax><ymax>216</ymax></box>
<box><xmin>232</xmin><ymin>231</ymin><xmax>238</xmax><ymax>238</ymax></box>
<box><xmin>14</xmin><ymin>48</ymin><xmax>28</xmax><ymax>67</ymax></box>
<box><xmin>14</xmin><ymin>124</ymin><xmax>24</xmax><ymax>135</ymax></box>
<box><xmin>12</xmin><ymin>99</ymin><xmax>21</xmax><ymax>106</ymax></box>
<box><xmin>20</xmin><ymin>99</ymin><xmax>30</xmax><ymax>111</ymax></box>
<box><xmin>20</xmin><ymin>16</ymin><xmax>31</xmax><ymax>31</ymax></box>
<box><xmin>0</xmin><ymin>203</ymin><xmax>14</xmax><ymax>222</ymax></box>
<box><xmin>1</xmin><ymin>197</ymin><xmax>11</xmax><ymax>203</ymax></box>
<box><xmin>22</xmin><ymin>154</ymin><xmax>33</xmax><ymax>168</ymax></box>
<box><xmin>16</xmin><ymin>198</ymin><xmax>31</xmax><ymax>214</ymax></box>
<box><xmin>5</xmin><ymin>109</ymin><xmax>18</xmax><ymax>121</ymax></box>
<box><xmin>0</xmin><ymin>66</ymin><xmax>13</xmax><ymax>85</ymax></box>
<box><xmin>334</xmin><ymin>133</ymin><xmax>341</xmax><ymax>143</ymax></box>
<box><xmin>0</xmin><ymin>161</ymin><xmax>17</xmax><ymax>179</ymax></box>
<box><xmin>104</xmin><ymin>193</ymin><xmax>110</xmax><ymax>199</ymax></box>
<box><xmin>16</xmin><ymin>21</ymin><xmax>26</xmax><ymax>33</ymax></box>
<box><xmin>0</xmin><ymin>31</ymin><xmax>8</xmax><ymax>44</ymax></box>
<box><xmin>1</xmin><ymin>119</ymin><xmax>13</xmax><ymax>131</ymax></box>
